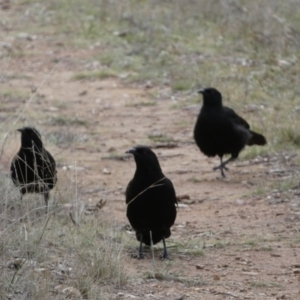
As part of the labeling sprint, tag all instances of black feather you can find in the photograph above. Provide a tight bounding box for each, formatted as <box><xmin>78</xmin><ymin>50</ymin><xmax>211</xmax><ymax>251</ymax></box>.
<box><xmin>125</xmin><ymin>146</ymin><xmax>177</xmax><ymax>259</ymax></box>
<box><xmin>11</xmin><ymin>127</ymin><xmax>57</xmax><ymax>213</ymax></box>
<box><xmin>194</xmin><ymin>88</ymin><xmax>267</xmax><ymax>177</ymax></box>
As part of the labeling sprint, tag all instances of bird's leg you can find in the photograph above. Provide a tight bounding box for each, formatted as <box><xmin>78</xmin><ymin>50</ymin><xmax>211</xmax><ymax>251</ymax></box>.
<box><xmin>138</xmin><ymin>236</ymin><xmax>145</xmax><ymax>259</ymax></box>
<box><xmin>18</xmin><ymin>192</ymin><xmax>25</xmax><ymax>222</ymax></box>
<box><xmin>220</xmin><ymin>157</ymin><xmax>229</xmax><ymax>171</ymax></box>
<box><xmin>131</xmin><ymin>234</ymin><xmax>145</xmax><ymax>259</ymax></box>
<box><xmin>213</xmin><ymin>156</ymin><xmax>234</xmax><ymax>177</ymax></box>
<box><xmin>44</xmin><ymin>191</ymin><xmax>49</xmax><ymax>214</ymax></box>
<box><xmin>220</xmin><ymin>156</ymin><xmax>235</xmax><ymax>170</ymax></box>
<box><xmin>160</xmin><ymin>237</ymin><xmax>169</xmax><ymax>260</ymax></box>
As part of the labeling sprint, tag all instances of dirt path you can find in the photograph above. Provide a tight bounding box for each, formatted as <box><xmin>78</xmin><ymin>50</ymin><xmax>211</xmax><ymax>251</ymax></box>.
<box><xmin>1</xmin><ymin>35</ymin><xmax>300</xmax><ymax>299</ymax></box>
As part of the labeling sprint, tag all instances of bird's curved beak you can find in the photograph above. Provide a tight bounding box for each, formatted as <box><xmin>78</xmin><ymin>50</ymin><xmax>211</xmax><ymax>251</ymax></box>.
<box><xmin>125</xmin><ymin>148</ymin><xmax>136</xmax><ymax>154</ymax></box>
<box><xmin>198</xmin><ymin>89</ymin><xmax>205</xmax><ymax>94</ymax></box>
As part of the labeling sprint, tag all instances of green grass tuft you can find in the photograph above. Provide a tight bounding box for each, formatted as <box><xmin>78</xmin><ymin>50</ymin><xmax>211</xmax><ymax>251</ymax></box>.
<box><xmin>71</xmin><ymin>70</ymin><xmax>118</xmax><ymax>81</ymax></box>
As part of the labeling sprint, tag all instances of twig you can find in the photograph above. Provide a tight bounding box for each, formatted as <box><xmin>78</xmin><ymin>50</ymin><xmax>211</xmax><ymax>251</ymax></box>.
<box><xmin>126</xmin><ymin>177</ymin><xmax>166</xmax><ymax>206</ymax></box>
<box><xmin>69</xmin><ymin>212</ymin><xmax>79</xmax><ymax>226</ymax></box>
<box><xmin>13</xmin><ymin>61</ymin><xmax>61</xmax><ymax>126</ymax></box>
<box><xmin>10</xmin><ymin>213</ymin><xmax>52</xmax><ymax>284</ymax></box>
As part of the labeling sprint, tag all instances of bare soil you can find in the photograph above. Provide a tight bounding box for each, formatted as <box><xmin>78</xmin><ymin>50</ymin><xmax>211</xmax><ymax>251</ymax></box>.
<box><xmin>1</xmin><ymin>13</ymin><xmax>300</xmax><ymax>300</ymax></box>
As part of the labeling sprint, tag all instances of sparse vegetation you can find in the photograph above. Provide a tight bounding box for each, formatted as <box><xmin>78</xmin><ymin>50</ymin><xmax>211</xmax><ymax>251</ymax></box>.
<box><xmin>47</xmin><ymin>130</ymin><xmax>81</xmax><ymax>147</ymax></box>
<box><xmin>49</xmin><ymin>116</ymin><xmax>88</xmax><ymax>127</ymax></box>
<box><xmin>126</xmin><ymin>100</ymin><xmax>157</xmax><ymax>107</ymax></box>
<box><xmin>244</xmin><ymin>240</ymin><xmax>257</xmax><ymax>247</ymax></box>
<box><xmin>148</xmin><ymin>133</ymin><xmax>174</xmax><ymax>143</ymax></box>
<box><xmin>250</xmin><ymin>281</ymin><xmax>282</xmax><ymax>288</ymax></box>
<box><xmin>0</xmin><ymin>170</ymin><xmax>128</xmax><ymax>299</ymax></box>
<box><xmin>71</xmin><ymin>70</ymin><xmax>118</xmax><ymax>81</ymax></box>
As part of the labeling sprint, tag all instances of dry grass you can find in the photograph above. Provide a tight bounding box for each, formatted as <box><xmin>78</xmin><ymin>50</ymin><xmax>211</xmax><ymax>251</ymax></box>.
<box><xmin>0</xmin><ymin>169</ymin><xmax>128</xmax><ymax>299</ymax></box>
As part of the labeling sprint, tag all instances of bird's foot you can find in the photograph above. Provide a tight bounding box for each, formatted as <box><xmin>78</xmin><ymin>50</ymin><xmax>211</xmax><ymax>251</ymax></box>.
<box><xmin>160</xmin><ymin>252</ymin><xmax>170</xmax><ymax>260</ymax></box>
<box><xmin>213</xmin><ymin>164</ymin><xmax>229</xmax><ymax>177</ymax></box>
<box><xmin>213</xmin><ymin>165</ymin><xmax>229</xmax><ymax>171</ymax></box>
<box><xmin>131</xmin><ymin>252</ymin><xmax>145</xmax><ymax>259</ymax></box>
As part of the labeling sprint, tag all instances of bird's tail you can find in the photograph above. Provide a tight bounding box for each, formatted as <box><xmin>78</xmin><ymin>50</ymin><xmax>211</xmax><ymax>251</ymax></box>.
<box><xmin>136</xmin><ymin>229</ymin><xmax>169</xmax><ymax>246</ymax></box>
<box><xmin>248</xmin><ymin>131</ymin><xmax>267</xmax><ymax>146</ymax></box>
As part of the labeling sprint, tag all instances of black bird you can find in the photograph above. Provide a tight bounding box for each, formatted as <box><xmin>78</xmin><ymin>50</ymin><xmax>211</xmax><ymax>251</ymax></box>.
<box><xmin>125</xmin><ymin>146</ymin><xmax>177</xmax><ymax>259</ymax></box>
<box><xmin>11</xmin><ymin>127</ymin><xmax>57</xmax><ymax>213</ymax></box>
<box><xmin>194</xmin><ymin>87</ymin><xmax>267</xmax><ymax>177</ymax></box>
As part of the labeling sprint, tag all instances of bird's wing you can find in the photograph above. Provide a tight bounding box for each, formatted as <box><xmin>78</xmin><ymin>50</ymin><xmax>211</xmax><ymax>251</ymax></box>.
<box><xmin>10</xmin><ymin>156</ymin><xmax>17</xmax><ymax>181</ymax></box>
<box><xmin>10</xmin><ymin>152</ymin><xmax>25</xmax><ymax>184</ymax></box>
<box><xmin>125</xmin><ymin>179</ymin><xmax>134</xmax><ymax>205</ymax></box>
<box><xmin>163</xmin><ymin>177</ymin><xmax>178</xmax><ymax>205</ymax></box>
<box><xmin>37</xmin><ymin>149</ymin><xmax>57</xmax><ymax>183</ymax></box>
<box><xmin>223</xmin><ymin>106</ymin><xmax>250</xmax><ymax>129</ymax></box>
<box><xmin>45</xmin><ymin>150</ymin><xmax>57</xmax><ymax>180</ymax></box>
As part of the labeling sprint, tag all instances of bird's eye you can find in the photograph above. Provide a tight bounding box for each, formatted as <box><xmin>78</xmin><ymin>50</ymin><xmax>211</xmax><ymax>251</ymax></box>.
<box><xmin>139</xmin><ymin>150</ymin><xmax>147</xmax><ymax>155</ymax></box>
